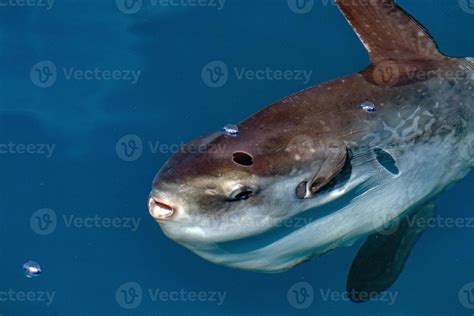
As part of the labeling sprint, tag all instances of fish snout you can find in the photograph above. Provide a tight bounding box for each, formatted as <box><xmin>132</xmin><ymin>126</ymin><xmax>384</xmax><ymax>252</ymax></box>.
<box><xmin>148</xmin><ymin>195</ymin><xmax>175</xmax><ymax>220</ymax></box>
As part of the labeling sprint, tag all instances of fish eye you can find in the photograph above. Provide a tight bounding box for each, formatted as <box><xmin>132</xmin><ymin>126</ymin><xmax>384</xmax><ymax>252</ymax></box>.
<box><xmin>228</xmin><ymin>186</ymin><xmax>257</xmax><ymax>201</ymax></box>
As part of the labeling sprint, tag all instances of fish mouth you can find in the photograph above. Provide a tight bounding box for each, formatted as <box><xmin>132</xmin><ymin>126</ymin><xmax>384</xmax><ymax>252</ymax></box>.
<box><xmin>148</xmin><ymin>195</ymin><xmax>175</xmax><ymax>220</ymax></box>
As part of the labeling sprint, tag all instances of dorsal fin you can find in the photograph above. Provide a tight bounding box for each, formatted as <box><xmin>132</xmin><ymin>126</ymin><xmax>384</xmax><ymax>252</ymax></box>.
<box><xmin>336</xmin><ymin>0</ymin><xmax>445</xmax><ymax>64</ymax></box>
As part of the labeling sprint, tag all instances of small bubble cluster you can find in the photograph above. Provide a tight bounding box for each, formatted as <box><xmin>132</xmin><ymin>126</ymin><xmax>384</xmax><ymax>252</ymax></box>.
<box><xmin>222</xmin><ymin>124</ymin><xmax>240</xmax><ymax>137</ymax></box>
<box><xmin>22</xmin><ymin>261</ymin><xmax>42</xmax><ymax>278</ymax></box>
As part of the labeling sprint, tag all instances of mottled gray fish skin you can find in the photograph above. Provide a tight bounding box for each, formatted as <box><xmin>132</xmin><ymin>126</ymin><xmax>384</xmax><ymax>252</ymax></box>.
<box><xmin>149</xmin><ymin>0</ymin><xmax>474</xmax><ymax>273</ymax></box>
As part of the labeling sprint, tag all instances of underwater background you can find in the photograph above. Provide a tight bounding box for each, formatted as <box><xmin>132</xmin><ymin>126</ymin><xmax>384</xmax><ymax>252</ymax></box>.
<box><xmin>0</xmin><ymin>0</ymin><xmax>473</xmax><ymax>315</ymax></box>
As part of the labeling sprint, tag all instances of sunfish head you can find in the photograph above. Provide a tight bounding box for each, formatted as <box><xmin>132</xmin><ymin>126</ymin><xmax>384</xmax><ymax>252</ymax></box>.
<box><xmin>148</xmin><ymin>121</ymin><xmax>374</xmax><ymax>272</ymax></box>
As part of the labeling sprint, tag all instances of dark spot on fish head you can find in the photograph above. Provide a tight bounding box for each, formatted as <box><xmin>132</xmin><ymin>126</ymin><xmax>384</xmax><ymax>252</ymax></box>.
<box><xmin>232</xmin><ymin>152</ymin><xmax>253</xmax><ymax>166</ymax></box>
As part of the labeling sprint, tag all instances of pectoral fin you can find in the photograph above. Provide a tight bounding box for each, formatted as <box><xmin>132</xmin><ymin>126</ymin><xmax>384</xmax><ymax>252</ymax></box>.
<box><xmin>346</xmin><ymin>202</ymin><xmax>436</xmax><ymax>303</ymax></box>
<box><xmin>296</xmin><ymin>146</ymin><xmax>350</xmax><ymax>199</ymax></box>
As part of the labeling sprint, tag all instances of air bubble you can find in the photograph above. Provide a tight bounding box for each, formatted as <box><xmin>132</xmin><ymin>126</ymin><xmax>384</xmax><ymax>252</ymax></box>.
<box><xmin>360</xmin><ymin>101</ymin><xmax>376</xmax><ymax>113</ymax></box>
<box><xmin>222</xmin><ymin>124</ymin><xmax>240</xmax><ymax>137</ymax></box>
<box><xmin>22</xmin><ymin>261</ymin><xmax>42</xmax><ymax>278</ymax></box>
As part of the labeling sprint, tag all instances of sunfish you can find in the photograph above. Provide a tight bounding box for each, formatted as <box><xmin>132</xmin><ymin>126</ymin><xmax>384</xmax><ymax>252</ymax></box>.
<box><xmin>148</xmin><ymin>0</ymin><xmax>473</xmax><ymax>301</ymax></box>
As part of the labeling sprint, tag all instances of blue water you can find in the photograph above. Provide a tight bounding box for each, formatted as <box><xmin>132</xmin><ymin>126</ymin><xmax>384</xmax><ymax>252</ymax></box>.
<box><xmin>1</xmin><ymin>0</ymin><xmax>473</xmax><ymax>315</ymax></box>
